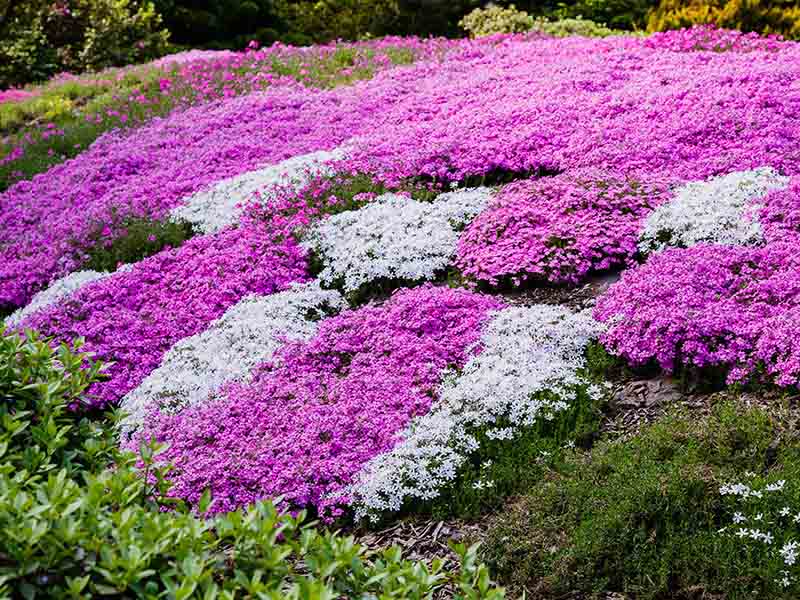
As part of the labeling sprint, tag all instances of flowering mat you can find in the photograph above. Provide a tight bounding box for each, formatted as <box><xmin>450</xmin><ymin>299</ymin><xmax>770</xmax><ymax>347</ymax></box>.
<box><xmin>4</xmin><ymin>26</ymin><xmax>800</xmax><ymax>536</ymax></box>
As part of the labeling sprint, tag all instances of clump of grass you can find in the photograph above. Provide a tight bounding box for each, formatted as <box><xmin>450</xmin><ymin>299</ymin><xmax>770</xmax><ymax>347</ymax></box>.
<box><xmin>482</xmin><ymin>399</ymin><xmax>794</xmax><ymax>599</ymax></box>
<box><xmin>80</xmin><ymin>217</ymin><xmax>196</xmax><ymax>272</ymax></box>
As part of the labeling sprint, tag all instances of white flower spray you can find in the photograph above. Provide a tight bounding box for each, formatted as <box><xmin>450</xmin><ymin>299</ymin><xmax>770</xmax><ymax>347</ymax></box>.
<box><xmin>639</xmin><ymin>167</ymin><xmax>789</xmax><ymax>253</ymax></box>
<box><xmin>303</xmin><ymin>188</ymin><xmax>493</xmax><ymax>293</ymax></box>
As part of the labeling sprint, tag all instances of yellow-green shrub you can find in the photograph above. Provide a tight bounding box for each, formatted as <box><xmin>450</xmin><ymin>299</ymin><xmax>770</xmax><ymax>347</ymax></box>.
<box><xmin>648</xmin><ymin>0</ymin><xmax>800</xmax><ymax>39</ymax></box>
<box><xmin>532</xmin><ymin>16</ymin><xmax>622</xmax><ymax>37</ymax></box>
<box><xmin>459</xmin><ymin>4</ymin><xmax>535</xmax><ymax>37</ymax></box>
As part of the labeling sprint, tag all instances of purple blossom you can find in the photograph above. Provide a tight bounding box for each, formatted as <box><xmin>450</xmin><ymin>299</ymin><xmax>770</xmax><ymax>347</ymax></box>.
<box><xmin>456</xmin><ymin>170</ymin><xmax>671</xmax><ymax>286</ymax></box>
<box><xmin>594</xmin><ymin>241</ymin><xmax>800</xmax><ymax>386</ymax></box>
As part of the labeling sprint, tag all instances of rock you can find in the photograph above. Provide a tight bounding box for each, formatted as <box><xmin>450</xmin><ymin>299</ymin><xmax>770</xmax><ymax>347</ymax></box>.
<box><xmin>613</xmin><ymin>376</ymin><xmax>683</xmax><ymax>410</ymax></box>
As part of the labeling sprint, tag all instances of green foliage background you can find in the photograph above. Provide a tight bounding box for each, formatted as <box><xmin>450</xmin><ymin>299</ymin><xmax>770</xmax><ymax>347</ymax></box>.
<box><xmin>0</xmin><ymin>0</ymin><xmax>169</xmax><ymax>88</ymax></box>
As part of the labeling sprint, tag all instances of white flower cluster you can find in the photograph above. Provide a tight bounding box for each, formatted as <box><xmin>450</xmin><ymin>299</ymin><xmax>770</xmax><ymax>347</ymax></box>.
<box><xmin>349</xmin><ymin>304</ymin><xmax>605</xmax><ymax>520</ymax></box>
<box><xmin>734</xmin><ymin>526</ymin><xmax>774</xmax><ymax>544</ymax></box>
<box><xmin>4</xmin><ymin>270</ymin><xmax>112</xmax><ymax>327</ymax></box>
<box><xmin>782</xmin><ymin>541</ymin><xmax>799</xmax><ymax>567</ymax></box>
<box><xmin>303</xmin><ymin>188</ymin><xmax>492</xmax><ymax>294</ymax></box>
<box><xmin>118</xmin><ymin>281</ymin><xmax>344</xmax><ymax>438</ymax></box>
<box><xmin>639</xmin><ymin>167</ymin><xmax>789</xmax><ymax>253</ymax></box>
<box><xmin>171</xmin><ymin>148</ymin><xmax>345</xmax><ymax>234</ymax></box>
<box><xmin>720</xmin><ymin>477</ymin><xmax>800</xmax><ymax>588</ymax></box>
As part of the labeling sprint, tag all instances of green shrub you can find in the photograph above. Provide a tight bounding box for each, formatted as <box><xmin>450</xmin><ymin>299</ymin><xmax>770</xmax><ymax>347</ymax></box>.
<box><xmin>647</xmin><ymin>0</ymin><xmax>800</xmax><ymax>39</ymax></box>
<box><xmin>0</xmin><ymin>0</ymin><xmax>169</xmax><ymax>88</ymax></box>
<box><xmin>395</xmin><ymin>0</ymin><xmax>481</xmax><ymax>38</ymax></box>
<box><xmin>482</xmin><ymin>400</ymin><xmax>800</xmax><ymax>598</ymax></box>
<box><xmin>531</xmin><ymin>16</ymin><xmax>622</xmax><ymax>37</ymax></box>
<box><xmin>459</xmin><ymin>4</ymin><xmax>535</xmax><ymax>37</ymax></box>
<box><xmin>153</xmin><ymin>0</ymin><xmax>281</xmax><ymax>48</ymax></box>
<box><xmin>0</xmin><ymin>327</ymin><xmax>505</xmax><ymax>598</ymax></box>
<box><xmin>546</xmin><ymin>0</ymin><xmax>658</xmax><ymax>30</ymax></box>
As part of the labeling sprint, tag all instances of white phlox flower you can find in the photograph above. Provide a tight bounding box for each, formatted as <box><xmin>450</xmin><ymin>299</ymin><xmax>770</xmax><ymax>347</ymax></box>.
<box><xmin>303</xmin><ymin>188</ymin><xmax>492</xmax><ymax>293</ymax></box>
<box><xmin>639</xmin><ymin>166</ymin><xmax>789</xmax><ymax>253</ymax></box>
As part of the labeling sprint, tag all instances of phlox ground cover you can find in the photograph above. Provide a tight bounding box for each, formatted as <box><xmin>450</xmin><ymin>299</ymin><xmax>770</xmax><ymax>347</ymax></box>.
<box><xmin>135</xmin><ymin>286</ymin><xmax>503</xmax><ymax>516</ymax></box>
<box><xmin>456</xmin><ymin>170</ymin><xmax>670</xmax><ymax>286</ymax></box>
<box><xmin>4</xmin><ymin>29</ymin><xmax>800</xmax><ymax>311</ymax></box>
<box><xmin>17</xmin><ymin>225</ymin><xmax>307</xmax><ymax>408</ymax></box>
<box><xmin>5</xmin><ymin>25</ymin><xmax>800</xmax><ymax>536</ymax></box>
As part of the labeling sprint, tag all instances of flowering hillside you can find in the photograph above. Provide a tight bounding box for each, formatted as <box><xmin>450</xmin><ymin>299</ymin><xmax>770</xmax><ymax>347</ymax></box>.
<box><xmin>5</xmin><ymin>25</ymin><xmax>800</xmax><ymax>597</ymax></box>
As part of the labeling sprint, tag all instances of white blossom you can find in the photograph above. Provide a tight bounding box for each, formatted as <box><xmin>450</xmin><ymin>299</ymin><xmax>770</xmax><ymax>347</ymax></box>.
<box><xmin>767</xmin><ymin>480</ymin><xmax>787</xmax><ymax>492</ymax></box>
<box><xmin>720</xmin><ymin>482</ymin><xmax>756</xmax><ymax>498</ymax></box>
<box><xmin>303</xmin><ymin>188</ymin><xmax>492</xmax><ymax>294</ymax></box>
<box><xmin>782</xmin><ymin>541</ymin><xmax>800</xmax><ymax>566</ymax></box>
<box><xmin>4</xmin><ymin>270</ymin><xmax>113</xmax><ymax>327</ymax></box>
<box><xmin>171</xmin><ymin>148</ymin><xmax>345</xmax><ymax>234</ymax></box>
<box><xmin>348</xmin><ymin>304</ymin><xmax>604</xmax><ymax>520</ymax></box>
<box><xmin>639</xmin><ymin>167</ymin><xmax>789</xmax><ymax>253</ymax></box>
<box><xmin>118</xmin><ymin>281</ymin><xmax>344</xmax><ymax>438</ymax></box>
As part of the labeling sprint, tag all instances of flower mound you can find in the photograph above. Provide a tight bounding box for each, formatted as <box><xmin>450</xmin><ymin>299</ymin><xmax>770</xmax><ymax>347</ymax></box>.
<box><xmin>639</xmin><ymin>167</ymin><xmax>789</xmax><ymax>253</ymax></box>
<box><xmin>456</xmin><ymin>170</ymin><xmax>668</xmax><ymax>286</ymax></box>
<box><xmin>19</xmin><ymin>225</ymin><xmax>308</xmax><ymax>408</ymax></box>
<box><xmin>759</xmin><ymin>177</ymin><xmax>800</xmax><ymax>243</ymax></box>
<box><xmin>138</xmin><ymin>286</ymin><xmax>503</xmax><ymax>516</ymax></box>
<box><xmin>350</xmin><ymin>305</ymin><xmax>603</xmax><ymax>519</ymax></box>
<box><xmin>595</xmin><ymin>242</ymin><xmax>800</xmax><ymax>386</ymax></box>
<box><xmin>119</xmin><ymin>281</ymin><xmax>344</xmax><ymax>438</ymax></box>
<box><xmin>305</xmin><ymin>188</ymin><xmax>492</xmax><ymax>293</ymax></box>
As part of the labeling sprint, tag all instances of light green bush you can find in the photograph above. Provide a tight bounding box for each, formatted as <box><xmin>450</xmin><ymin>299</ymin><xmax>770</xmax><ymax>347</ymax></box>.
<box><xmin>459</xmin><ymin>4</ymin><xmax>535</xmax><ymax>37</ymax></box>
<box><xmin>532</xmin><ymin>16</ymin><xmax>621</xmax><ymax>37</ymax></box>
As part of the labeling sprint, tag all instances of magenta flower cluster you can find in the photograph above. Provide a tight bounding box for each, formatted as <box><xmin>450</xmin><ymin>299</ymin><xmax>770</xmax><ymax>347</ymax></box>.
<box><xmin>759</xmin><ymin>177</ymin><xmax>800</xmax><ymax>243</ymax></box>
<box><xmin>344</xmin><ymin>34</ymin><xmax>800</xmax><ymax>185</ymax></box>
<box><xmin>642</xmin><ymin>25</ymin><xmax>787</xmax><ymax>53</ymax></box>
<box><xmin>595</xmin><ymin>241</ymin><xmax>800</xmax><ymax>386</ymax></box>
<box><xmin>456</xmin><ymin>170</ymin><xmax>670</xmax><ymax>286</ymax></box>
<box><xmin>19</xmin><ymin>225</ymin><xmax>308</xmax><ymax>407</ymax></box>
<box><xmin>4</xmin><ymin>32</ymin><xmax>800</xmax><ymax>308</ymax></box>
<box><xmin>136</xmin><ymin>285</ymin><xmax>503</xmax><ymax>516</ymax></box>
<box><xmin>595</xmin><ymin>177</ymin><xmax>800</xmax><ymax>386</ymax></box>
